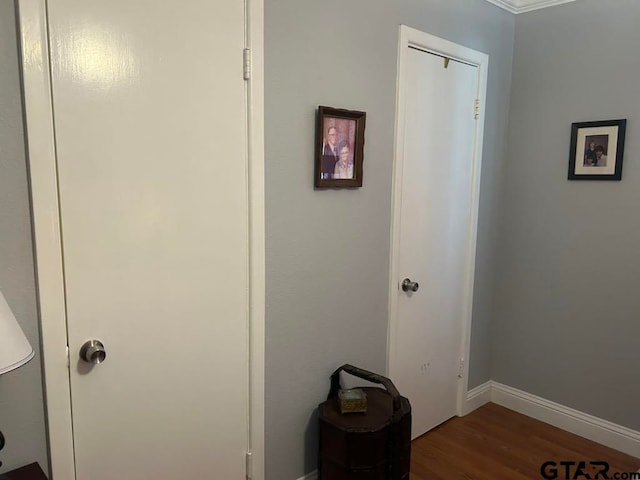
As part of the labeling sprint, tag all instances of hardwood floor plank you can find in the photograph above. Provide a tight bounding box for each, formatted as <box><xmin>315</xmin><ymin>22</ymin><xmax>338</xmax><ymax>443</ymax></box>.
<box><xmin>410</xmin><ymin>403</ymin><xmax>640</xmax><ymax>480</ymax></box>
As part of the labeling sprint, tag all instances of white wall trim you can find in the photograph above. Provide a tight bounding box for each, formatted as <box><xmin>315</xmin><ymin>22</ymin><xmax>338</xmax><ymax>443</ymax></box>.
<box><xmin>17</xmin><ymin>1</ymin><xmax>77</xmax><ymax>478</ymax></box>
<box><xmin>484</xmin><ymin>0</ymin><xmax>576</xmax><ymax>14</ymax></box>
<box><xmin>248</xmin><ymin>0</ymin><xmax>266</xmax><ymax>478</ymax></box>
<box><xmin>387</xmin><ymin>25</ymin><xmax>489</xmax><ymax>420</ymax></box>
<box><xmin>492</xmin><ymin>382</ymin><xmax>640</xmax><ymax>458</ymax></box>
<box><xmin>464</xmin><ymin>382</ymin><xmax>640</xmax><ymax>458</ymax></box>
<box><xmin>464</xmin><ymin>381</ymin><xmax>493</xmax><ymax>415</ymax></box>
<box><xmin>296</xmin><ymin>471</ymin><xmax>318</xmax><ymax>480</ymax></box>
<box><xmin>484</xmin><ymin>0</ymin><xmax>519</xmax><ymax>14</ymax></box>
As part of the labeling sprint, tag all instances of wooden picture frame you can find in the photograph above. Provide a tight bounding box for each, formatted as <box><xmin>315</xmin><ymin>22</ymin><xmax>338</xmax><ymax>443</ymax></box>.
<box><xmin>568</xmin><ymin>119</ymin><xmax>626</xmax><ymax>181</ymax></box>
<box><xmin>315</xmin><ymin>106</ymin><xmax>366</xmax><ymax>188</ymax></box>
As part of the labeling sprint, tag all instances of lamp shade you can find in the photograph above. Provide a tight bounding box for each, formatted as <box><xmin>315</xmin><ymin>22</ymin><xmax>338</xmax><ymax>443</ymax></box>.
<box><xmin>0</xmin><ymin>290</ymin><xmax>34</xmax><ymax>375</ymax></box>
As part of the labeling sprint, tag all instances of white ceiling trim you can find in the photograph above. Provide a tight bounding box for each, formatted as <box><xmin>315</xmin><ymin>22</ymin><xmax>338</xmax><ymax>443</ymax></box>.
<box><xmin>484</xmin><ymin>0</ymin><xmax>576</xmax><ymax>14</ymax></box>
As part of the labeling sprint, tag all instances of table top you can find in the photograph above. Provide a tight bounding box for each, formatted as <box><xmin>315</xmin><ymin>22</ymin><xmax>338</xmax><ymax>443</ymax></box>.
<box><xmin>0</xmin><ymin>463</ymin><xmax>47</xmax><ymax>480</ymax></box>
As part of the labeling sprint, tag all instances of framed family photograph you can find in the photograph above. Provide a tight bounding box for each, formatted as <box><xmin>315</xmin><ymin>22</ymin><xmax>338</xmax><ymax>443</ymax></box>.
<box><xmin>568</xmin><ymin>119</ymin><xmax>626</xmax><ymax>181</ymax></box>
<box><xmin>315</xmin><ymin>106</ymin><xmax>366</xmax><ymax>188</ymax></box>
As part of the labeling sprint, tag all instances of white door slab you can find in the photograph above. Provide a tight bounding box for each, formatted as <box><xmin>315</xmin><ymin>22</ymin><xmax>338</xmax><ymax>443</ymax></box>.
<box><xmin>389</xmin><ymin>27</ymin><xmax>487</xmax><ymax>439</ymax></box>
<box><xmin>43</xmin><ymin>0</ymin><xmax>250</xmax><ymax>477</ymax></box>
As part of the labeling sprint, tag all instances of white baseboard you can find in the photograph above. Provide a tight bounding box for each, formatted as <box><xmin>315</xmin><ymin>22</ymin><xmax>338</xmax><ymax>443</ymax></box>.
<box><xmin>296</xmin><ymin>470</ymin><xmax>318</xmax><ymax>480</ymax></box>
<box><xmin>464</xmin><ymin>380</ymin><xmax>492</xmax><ymax>415</ymax></box>
<box><xmin>464</xmin><ymin>381</ymin><xmax>640</xmax><ymax>458</ymax></box>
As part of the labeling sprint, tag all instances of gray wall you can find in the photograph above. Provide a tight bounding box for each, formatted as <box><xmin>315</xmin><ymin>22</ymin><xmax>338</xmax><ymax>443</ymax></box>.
<box><xmin>265</xmin><ymin>1</ymin><xmax>515</xmax><ymax>478</ymax></box>
<box><xmin>493</xmin><ymin>0</ymin><xmax>640</xmax><ymax>430</ymax></box>
<box><xmin>0</xmin><ymin>0</ymin><xmax>49</xmax><ymax>474</ymax></box>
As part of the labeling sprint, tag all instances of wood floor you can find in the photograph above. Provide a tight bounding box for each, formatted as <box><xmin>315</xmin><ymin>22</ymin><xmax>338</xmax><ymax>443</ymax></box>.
<box><xmin>411</xmin><ymin>403</ymin><xmax>640</xmax><ymax>480</ymax></box>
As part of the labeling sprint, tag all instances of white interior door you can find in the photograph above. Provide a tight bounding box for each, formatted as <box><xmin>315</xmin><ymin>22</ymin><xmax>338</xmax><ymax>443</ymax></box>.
<box><xmin>390</xmin><ymin>45</ymin><xmax>481</xmax><ymax>439</ymax></box>
<box><xmin>46</xmin><ymin>0</ymin><xmax>249</xmax><ymax>478</ymax></box>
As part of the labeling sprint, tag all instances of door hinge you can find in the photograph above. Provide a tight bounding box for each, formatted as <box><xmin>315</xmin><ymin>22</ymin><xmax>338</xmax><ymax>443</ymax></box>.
<box><xmin>66</xmin><ymin>345</ymin><xmax>70</xmax><ymax>369</ymax></box>
<box><xmin>243</xmin><ymin>48</ymin><xmax>251</xmax><ymax>81</ymax></box>
<box><xmin>245</xmin><ymin>451</ymin><xmax>253</xmax><ymax>480</ymax></box>
<box><xmin>473</xmin><ymin>98</ymin><xmax>480</xmax><ymax>119</ymax></box>
<box><xmin>457</xmin><ymin>358</ymin><xmax>465</xmax><ymax>378</ymax></box>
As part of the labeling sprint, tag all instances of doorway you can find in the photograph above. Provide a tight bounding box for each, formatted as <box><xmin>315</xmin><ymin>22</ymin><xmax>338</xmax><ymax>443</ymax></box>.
<box><xmin>18</xmin><ymin>0</ymin><xmax>265</xmax><ymax>478</ymax></box>
<box><xmin>388</xmin><ymin>26</ymin><xmax>488</xmax><ymax>439</ymax></box>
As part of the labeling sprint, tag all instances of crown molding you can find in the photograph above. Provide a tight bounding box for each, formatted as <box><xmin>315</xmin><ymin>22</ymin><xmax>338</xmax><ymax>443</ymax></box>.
<box><xmin>484</xmin><ymin>0</ymin><xmax>576</xmax><ymax>14</ymax></box>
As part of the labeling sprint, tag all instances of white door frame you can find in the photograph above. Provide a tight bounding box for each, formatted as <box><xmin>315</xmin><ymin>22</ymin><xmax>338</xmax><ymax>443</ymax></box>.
<box><xmin>16</xmin><ymin>1</ymin><xmax>265</xmax><ymax>478</ymax></box>
<box><xmin>387</xmin><ymin>25</ymin><xmax>488</xmax><ymax>418</ymax></box>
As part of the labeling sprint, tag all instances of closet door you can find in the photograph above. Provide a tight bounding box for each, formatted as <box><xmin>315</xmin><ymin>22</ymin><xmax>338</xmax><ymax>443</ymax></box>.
<box><xmin>391</xmin><ymin>41</ymin><xmax>483</xmax><ymax>439</ymax></box>
<box><xmin>46</xmin><ymin>0</ymin><xmax>249</xmax><ymax>477</ymax></box>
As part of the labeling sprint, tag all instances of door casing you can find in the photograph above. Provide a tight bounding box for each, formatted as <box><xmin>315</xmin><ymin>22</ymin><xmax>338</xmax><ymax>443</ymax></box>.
<box><xmin>16</xmin><ymin>0</ymin><xmax>265</xmax><ymax>478</ymax></box>
<box><xmin>387</xmin><ymin>25</ymin><xmax>488</xmax><ymax>418</ymax></box>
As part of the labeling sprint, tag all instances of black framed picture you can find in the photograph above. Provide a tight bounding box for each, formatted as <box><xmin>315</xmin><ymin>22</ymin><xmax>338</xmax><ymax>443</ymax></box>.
<box><xmin>568</xmin><ymin>119</ymin><xmax>627</xmax><ymax>181</ymax></box>
<box><xmin>315</xmin><ymin>106</ymin><xmax>366</xmax><ymax>188</ymax></box>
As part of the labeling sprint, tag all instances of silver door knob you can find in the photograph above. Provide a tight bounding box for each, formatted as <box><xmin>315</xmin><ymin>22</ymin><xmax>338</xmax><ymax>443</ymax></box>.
<box><xmin>402</xmin><ymin>278</ymin><xmax>419</xmax><ymax>292</ymax></box>
<box><xmin>80</xmin><ymin>340</ymin><xmax>107</xmax><ymax>364</ymax></box>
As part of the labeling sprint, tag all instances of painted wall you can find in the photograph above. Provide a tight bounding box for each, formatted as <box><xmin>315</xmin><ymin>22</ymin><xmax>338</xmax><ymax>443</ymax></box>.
<box><xmin>265</xmin><ymin>1</ymin><xmax>515</xmax><ymax>478</ymax></box>
<box><xmin>7</xmin><ymin>0</ymin><xmax>640</xmax><ymax>477</ymax></box>
<box><xmin>493</xmin><ymin>0</ymin><xmax>640</xmax><ymax>431</ymax></box>
<box><xmin>0</xmin><ymin>1</ymin><xmax>49</xmax><ymax>474</ymax></box>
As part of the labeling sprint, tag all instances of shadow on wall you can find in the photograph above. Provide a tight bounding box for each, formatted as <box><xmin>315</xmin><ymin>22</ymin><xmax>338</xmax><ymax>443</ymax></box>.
<box><xmin>304</xmin><ymin>409</ymin><xmax>319</xmax><ymax>475</ymax></box>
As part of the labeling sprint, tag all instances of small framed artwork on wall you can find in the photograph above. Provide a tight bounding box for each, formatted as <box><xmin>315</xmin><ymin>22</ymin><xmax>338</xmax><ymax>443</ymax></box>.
<box><xmin>315</xmin><ymin>106</ymin><xmax>366</xmax><ymax>188</ymax></box>
<box><xmin>568</xmin><ymin>119</ymin><xmax>627</xmax><ymax>181</ymax></box>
